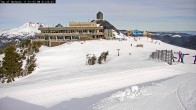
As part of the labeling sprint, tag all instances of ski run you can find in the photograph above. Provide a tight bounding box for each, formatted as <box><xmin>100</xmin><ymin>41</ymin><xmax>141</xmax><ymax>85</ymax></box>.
<box><xmin>0</xmin><ymin>36</ymin><xmax>196</xmax><ymax>110</ymax></box>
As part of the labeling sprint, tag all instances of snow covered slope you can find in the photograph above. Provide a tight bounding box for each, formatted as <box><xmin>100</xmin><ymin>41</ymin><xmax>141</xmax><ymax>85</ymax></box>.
<box><xmin>0</xmin><ymin>22</ymin><xmax>46</xmax><ymax>38</ymax></box>
<box><xmin>0</xmin><ymin>37</ymin><xmax>195</xmax><ymax>110</ymax></box>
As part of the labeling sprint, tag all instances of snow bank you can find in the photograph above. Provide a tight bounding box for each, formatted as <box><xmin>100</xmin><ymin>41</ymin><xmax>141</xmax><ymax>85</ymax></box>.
<box><xmin>109</xmin><ymin>86</ymin><xmax>140</xmax><ymax>102</ymax></box>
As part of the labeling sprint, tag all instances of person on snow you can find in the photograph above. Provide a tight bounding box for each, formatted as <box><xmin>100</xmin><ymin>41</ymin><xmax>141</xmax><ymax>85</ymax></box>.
<box><xmin>193</xmin><ymin>55</ymin><xmax>196</xmax><ymax>64</ymax></box>
<box><xmin>178</xmin><ymin>51</ymin><xmax>182</xmax><ymax>62</ymax></box>
<box><xmin>181</xmin><ymin>54</ymin><xmax>185</xmax><ymax>63</ymax></box>
<box><xmin>181</xmin><ymin>53</ymin><xmax>190</xmax><ymax>63</ymax></box>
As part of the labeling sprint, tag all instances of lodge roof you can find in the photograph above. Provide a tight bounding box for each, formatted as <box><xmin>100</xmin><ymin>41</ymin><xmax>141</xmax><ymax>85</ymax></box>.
<box><xmin>55</xmin><ymin>23</ymin><xmax>64</xmax><ymax>27</ymax></box>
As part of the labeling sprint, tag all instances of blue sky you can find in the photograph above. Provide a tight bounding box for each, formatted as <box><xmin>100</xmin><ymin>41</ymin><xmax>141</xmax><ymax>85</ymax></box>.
<box><xmin>0</xmin><ymin>0</ymin><xmax>196</xmax><ymax>31</ymax></box>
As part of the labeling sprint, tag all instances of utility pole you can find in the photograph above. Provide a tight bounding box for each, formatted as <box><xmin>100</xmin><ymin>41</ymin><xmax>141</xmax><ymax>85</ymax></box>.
<box><xmin>117</xmin><ymin>49</ymin><xmax>120</xmax><ymax>56</ymax></box>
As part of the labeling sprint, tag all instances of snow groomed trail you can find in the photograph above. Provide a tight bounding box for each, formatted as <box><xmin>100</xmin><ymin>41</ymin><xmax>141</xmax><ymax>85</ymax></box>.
<box><xmin>176</xmin><ymin>77</ymin><xmax>196</xmax><ymax>110</ymax></box>
<box><xmin>93</xmin><ymin>73</ymin><xmax>196</xmax><ymax>110</ymax></box>
<box><xmin>0</xmin><ymin>37</ymin><xmax>196</xmax><ymax>110</ymax></box>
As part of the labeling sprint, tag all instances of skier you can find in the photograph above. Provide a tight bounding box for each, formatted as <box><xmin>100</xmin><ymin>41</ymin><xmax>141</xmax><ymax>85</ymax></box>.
<box><xmin>181</xmin><ymin>54</ymin><xmax>185</xmax><ymax>63</ymax></box>
<box><xmin>178</xmin><ymin>51</ymin><xmax>182</xmax><ymax>62</ymax></box>
<box><xmin>193</xmin><ymin>55</ymin><xmax>196</xmax><ymax>64</ymax></box>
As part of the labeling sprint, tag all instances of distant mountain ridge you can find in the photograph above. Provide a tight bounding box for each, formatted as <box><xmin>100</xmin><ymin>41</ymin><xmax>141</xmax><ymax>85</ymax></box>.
<box><xmin>0</xmin><ymin>22</ymin><xmax>47</xmax><ymax>38</ymax></box>
<box><xmin>151</xmin><ymin>32</ymin><xmax>196</xmax><ymax>50</ymax></box>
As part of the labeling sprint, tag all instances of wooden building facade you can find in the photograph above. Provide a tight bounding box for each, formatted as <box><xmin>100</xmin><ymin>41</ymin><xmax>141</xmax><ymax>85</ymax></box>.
<box><xmin>35</xmin><ymin>22</ymin><xmax>105</xmax><ymax>47</ymax></box>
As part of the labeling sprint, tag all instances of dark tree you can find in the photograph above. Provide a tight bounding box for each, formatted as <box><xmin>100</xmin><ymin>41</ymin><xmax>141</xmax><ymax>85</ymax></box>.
<box><xmin>1</xmin><ymin>45</ymin><xmax>22</xmax><ymax>83</ymax></box>
<box><xmin>91</xmin><ymin>54</ymin><xmax>97</xmax><ymax>65</ymax></box>
<box><xmin>27</xmin><ymin>54</ymin><xmax>36</xmax><ymax>74</ymax></box>
<box><xmin>103</xmin><ymin>51</ymin><xmax>109</xmax><ymax>61</ymax></box>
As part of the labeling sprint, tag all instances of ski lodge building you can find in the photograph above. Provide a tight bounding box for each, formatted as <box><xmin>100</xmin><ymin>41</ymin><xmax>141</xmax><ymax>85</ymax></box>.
<box><xmin>35</xmin><ymin>12</ymin><xmax>115</xmax><ymax>47</ymax></box>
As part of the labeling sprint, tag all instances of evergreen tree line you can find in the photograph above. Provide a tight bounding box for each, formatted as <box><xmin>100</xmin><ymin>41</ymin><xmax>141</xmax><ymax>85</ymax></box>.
<box><xmin>86</xmin><ymin>51</ymin><xmax>109</xmax><ymax>65</ymax></box>
<box><xmin>0</xmin><ymin>40</ymin><xmax>42</xmax><ymax>83</ymax></box>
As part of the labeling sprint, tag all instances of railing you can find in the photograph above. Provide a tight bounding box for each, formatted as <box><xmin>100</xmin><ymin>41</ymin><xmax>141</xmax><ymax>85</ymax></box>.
<box><xmin>36</xmin><ymin>32</ymin><xmax>104</xmax><ymax>36</ymax></box>
<box><xmin>150</xmin><ymin>50</ymin><xmax>173</xmax><ymax>65</ymax></box>
<box><xmin>33</xmin><ymin>39</ymin><xmax>69</xmax><ymax>42</ymax></box>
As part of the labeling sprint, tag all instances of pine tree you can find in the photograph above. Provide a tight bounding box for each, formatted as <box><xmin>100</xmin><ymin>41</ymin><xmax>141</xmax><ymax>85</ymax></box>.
<box><xmin>0</xmin><ymin>67</ymin><xmax>5</xmax><ymax>83</ymax></box>
<box><xmin>27</xmin><ymin>54</ymin><xmax>36</xmax><ymax>74</ymax></box>
<box><xmin>32</xmin><ymin>41</ymin><xmax>42</xmax><ymax>53</ymax></box>
<box><xmin>103</xmin><ymin>51</ymin><xmax>109</xmax><ymax>61</ymax></box>
<box><xmin>1</xmin><ymin>45</ymin><xmax>22</xmax><ymax>83</ymax></box>
<box><xmin>98</xmin><ymin>52</ymin><xmax>104</xmax><ymax>64</ymax></box>
<box><xmin>20</xmin><ymin>40</ymin><xmax>31</xmax><ymax>48</ymax></box>
<box><xmin>98</xmin><ymin>51</ymin><xmax>109</xmax><ymax>64</ymax></box>
<box><xmin>91</xmin><ymin>54</ymin><xmax>97</xmax><ymax>65</ymax></box>
<box><xmin>21</xmin><ymin>49</ymin><xmax>27</xmax><ymax>60</ymax></box>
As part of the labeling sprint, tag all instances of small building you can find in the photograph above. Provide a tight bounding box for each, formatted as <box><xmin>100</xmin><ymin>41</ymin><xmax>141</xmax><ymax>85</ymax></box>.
<box><xmin>132</xmin><ymin>29</ymin><xmax>143</xmax><ymax>36</ymax></box>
